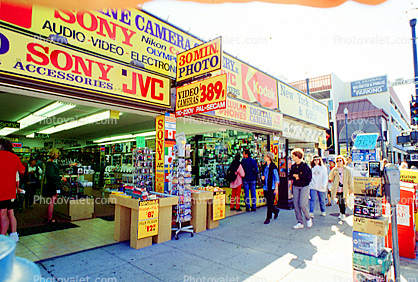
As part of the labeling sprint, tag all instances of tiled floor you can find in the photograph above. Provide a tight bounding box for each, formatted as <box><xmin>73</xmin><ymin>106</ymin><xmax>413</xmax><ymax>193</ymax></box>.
<box><xmin>15</xmin><ymin>218</ymin><xmax>116</xmax><ymax>262</ymax></box>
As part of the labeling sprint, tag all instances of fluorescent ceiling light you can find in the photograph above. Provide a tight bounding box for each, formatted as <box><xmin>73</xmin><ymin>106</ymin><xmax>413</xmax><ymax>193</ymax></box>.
<box><xmin>134</xmin><ymin>131</ymin><xmax>156</xmax><ymax>137</ymax></box>
<box><xmin>18</xmin><ymin>102</ymin><xmax>75</xmax><ymax>130</ymax></box>
<box><xmin>26</xmin><ymin>133</ymin><xmax>35</xmax><ymax>138</ymax></box>
<box><xmin>98</xmin><ymin>139</ymin><xmax>135</xmax><ymax>146</ymax></box>
<box><xmin>0</xmin><ymin>128</ymin><xmax>19</xmax><ymax>136</ymax></box>
<box><xmin>38</xmin><ymin>111</ymin><xmax>111</xmax><ymax>135</ymax></box>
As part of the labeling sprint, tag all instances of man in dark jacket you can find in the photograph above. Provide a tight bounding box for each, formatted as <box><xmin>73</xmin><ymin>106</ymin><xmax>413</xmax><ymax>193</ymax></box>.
<box><xmin>289</xmin><ymin>148</ymin><xmax>312</xmax><ymax>229</ymax></box>
<box><xmin>241</xmin><ymin>149</ymin><xmax>259</xmax><ymax>212</ymax></box>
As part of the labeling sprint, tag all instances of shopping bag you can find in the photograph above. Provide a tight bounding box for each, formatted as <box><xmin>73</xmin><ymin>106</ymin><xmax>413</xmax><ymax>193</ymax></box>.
<box><xmin>347</xmin><ymin>193</ymin><xmax>355</xmax><ymax>210</ymax></box>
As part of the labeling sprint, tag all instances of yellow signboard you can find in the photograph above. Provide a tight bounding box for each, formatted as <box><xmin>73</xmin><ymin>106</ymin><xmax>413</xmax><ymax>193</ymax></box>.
<box><xmin>270</xmin><ymin>141</ymin><xmax>279</xmax><ymax>166</ymax></box>
<box><xmin>0</xmin><ymin>4</ymin><xmax>203</xmax><ymax>78</ymax></box>
<box><xmin>202</xmin><ymin>98</ymin><xmax>283</xmax><ymax>131</ymax></box>
<box><xmin>155</xmin><ymin>115</ymin><xmax>165</xmax><ymax>193</ymax></box>
<box><xmin>176</xmin><ymin>37</ymin><xmax>222</xmax><ymax>82</ymax></box>
<box><xmin>175</xmin><ymin>73</ymin><xmax>227</xmax><ymax>117</ymax></box>
<box><xmin>400</xmin><ymin>169</ymin><xmax>418</xmax><ymax>184</ymax></box>
<box><xmin>138</xmin><ymin>199</ymin><xmax>159</xmax><ymax>239</ymax></box>
<box><xmin>213</xmin><ymin>190</ymin><xmax>226</xmax><ymax>221</ymax></box>
<box><xmin>0</xmin><ymin>27</ymin><xmax>171</xmax><ymax>107</ymax></box>
<box><xmin>318</xmin><ymin>136</ymin><xmax>326</xmax><ymax>150</ymax></box>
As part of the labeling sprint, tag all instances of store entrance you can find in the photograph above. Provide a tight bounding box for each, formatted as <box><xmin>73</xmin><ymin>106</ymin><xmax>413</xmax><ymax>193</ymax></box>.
<box><xmin>0</xmin><ymin>91</ymin><xmax>157</xmax><ymax>233</ymax></box>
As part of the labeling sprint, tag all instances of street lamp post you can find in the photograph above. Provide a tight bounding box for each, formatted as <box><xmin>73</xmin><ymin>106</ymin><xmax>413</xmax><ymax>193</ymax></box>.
<box><xmin>409</xmin><ymin>9</ymin><xmax>418</xmax><ymax>126</ymax></box>
<box><xmin>344</xmin><ymin>108</ymin><xmax>349</xmax><ymax>156</ymax></box>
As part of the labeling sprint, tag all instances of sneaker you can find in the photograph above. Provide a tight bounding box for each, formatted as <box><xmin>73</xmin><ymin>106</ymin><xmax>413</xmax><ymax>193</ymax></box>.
<box><xmin>264</xmin><ymin>219</ymin><xmax>270</xmax><ymax>224</ymax></box>
<box><xmin>245</xmin><ymin>208</ymin><xmax>250</xmax><ymax>212</ymax></box>
<box><xmin>321</xmin><ymin>212</ymin><xmax>326</xmax><ymax>217</ymax></box>
<box><xmin>341</xmin><ymin>214</ymin><xmax>346</xmax><ymax>221</ymax></box>
<box><xmin>306</xmin><ymin>218</ymin><xmax>313</xmax><ymax>228</ymax></box>
<box><xmin>230</xmin><ymin>207</ymin><xmax>235</xmax><ymax>211</ymax></box>
<box><xmin>293</xmin><ymin>223</ymin><xmax>304</xmax><ymax>229</ymax></box>
<box><xmin>309</xmin><ymin>213</ymin><xmax>314</xmax><ymax>218</ymax></box>
<box><xmin>274</xmin><ymin>210</ymin><xmax>280</xmax><ymax>219</ymax></box>
<box><xmin>251</xmin><ymin>208</ymin><xmax>256</xmax><ymax>212</ymax></box>
<box><xmin>9</xmin><ymin>232</ymin><xmax>19</xmax><ymax>242</ymax></box>
<box><xmin>338</xmin><ymin>213</ymin><xmax>342</xmax><ymax>219</ymax></box>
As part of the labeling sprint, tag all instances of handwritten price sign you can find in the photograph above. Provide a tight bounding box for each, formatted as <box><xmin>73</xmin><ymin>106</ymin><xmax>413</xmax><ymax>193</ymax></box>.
<box><xmin>353</xmin><ymin>133</ymin><xmax>379</xmax><ymax>150</ymax></box>
<box><xmin>213</xmin><ymin>190</ymin><xmax>226</xmax><ymax>221</ymax></box>
<box><xmin>138</xmin><ymin>199</ymin><xmax>159</xmax><ymax>239</ymax></box>
<box><xmin>176</xmin><ymin>74</ymin><xmax>227</xmax><ymax>117</ymax></box>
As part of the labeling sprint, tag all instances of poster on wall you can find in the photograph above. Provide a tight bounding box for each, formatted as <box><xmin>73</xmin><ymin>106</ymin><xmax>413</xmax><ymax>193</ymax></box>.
<box><xmin>353</xmin><ymin>162</ymin><xmax>369</xmax><ymax>177</ymax></box>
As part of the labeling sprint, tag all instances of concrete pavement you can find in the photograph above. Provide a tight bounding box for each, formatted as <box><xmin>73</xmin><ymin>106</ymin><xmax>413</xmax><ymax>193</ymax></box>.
<box><xmin>35</xmin><ymin>204</ymin><xmax>418</xmax><ymax>282</ymax></box>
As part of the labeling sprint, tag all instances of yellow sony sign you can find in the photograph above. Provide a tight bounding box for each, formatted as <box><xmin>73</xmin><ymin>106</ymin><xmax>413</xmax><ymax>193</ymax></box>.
<box><xmin>176</xmin><ymin>37</ymin><xmax>222</xmax><ymax>82</ymax></box>
<box><xmin>0</xmin><ymin>3</ymin><xmax>202</xmax><ymax>78</ymax></box>
<box><xmin>0</xmin><ymin>27</ymin><xmax>171</xmax><ymax>107</ymax></box>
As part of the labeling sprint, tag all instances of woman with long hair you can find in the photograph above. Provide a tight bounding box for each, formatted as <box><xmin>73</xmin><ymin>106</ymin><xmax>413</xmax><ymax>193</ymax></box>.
<box><xmin>309</xmin><ymin>156</ymin><xmax>328</xmax><ymax>217</ymax></box>
<box><xmin>329</xmin><ymin>155</ymin><xmax>354</xmax><ymax>222</ymax></box>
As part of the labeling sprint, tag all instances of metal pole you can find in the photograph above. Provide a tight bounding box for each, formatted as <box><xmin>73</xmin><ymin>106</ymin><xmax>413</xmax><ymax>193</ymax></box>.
<box><xmin>345</xmin><ymin>113</ymin><xmax>349</xmax><ymax>155</ymax></box>
<box><xmin>306</xmin><ymin>78</ymin><xmax>310</xmax><ymax>95</ymax></box>
<box><xmin>391</xmin><ymin>204</ymin><xmax>401</xmax><ymax>282</ymax></box>
<box><xmin>410</xmin><ymin>18</ymin><xmax>418</xmax><ymax>125</ymax></box>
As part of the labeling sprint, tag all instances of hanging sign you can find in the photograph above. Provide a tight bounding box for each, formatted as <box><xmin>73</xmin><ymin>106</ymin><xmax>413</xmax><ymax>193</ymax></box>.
<box><xmin>176</xmin><ymin>37</ymin><xmax>222</xmax><ymax>82</ymax></box>
<box><xmin>270</xmin><ymin>141</ymin><xmax>279</xmax><ymax>166</ymax></box>
<box><xmin>175</xmin><ymin>73</ymin><xmax>226</xmax><ymax>117</ymax></box>
<box><xmin>213</xmin><ymin>190</ymin><xmax>226</xmax><ymax>221</ymax></box>
<box><xmin>137</xmin><ymin>199</ymin><xmax>159</xmax><ymax>239</ymax></box>
<box><xmin>353</xmin><ymin>133</ymin><xmax>379</xmax><ymax>150</ymax></box>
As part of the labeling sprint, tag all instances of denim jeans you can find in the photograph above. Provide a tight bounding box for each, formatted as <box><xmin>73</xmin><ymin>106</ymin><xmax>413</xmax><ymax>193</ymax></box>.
<box><xmin>309</xmin><ymin>189</ymin><xmax>326</xmax><ymax>213</ymax></box>
<box><xmin>243</xmin><ymin>181</ymin><xmax>257</xmax><ymax>209</ymax></box>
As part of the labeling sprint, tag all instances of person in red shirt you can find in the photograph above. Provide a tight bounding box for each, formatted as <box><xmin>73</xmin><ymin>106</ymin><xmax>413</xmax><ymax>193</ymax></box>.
<box><xmin>0</xmin><ymin>138</ymin><xmax>25</xmax><ymax>235</ymax></box>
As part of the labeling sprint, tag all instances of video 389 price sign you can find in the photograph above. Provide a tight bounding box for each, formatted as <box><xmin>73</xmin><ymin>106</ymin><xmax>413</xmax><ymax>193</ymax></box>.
<box><xmin>175</xmin><ymin>74</ymin><xmax>227</xmax><ymax>117</ymax></box>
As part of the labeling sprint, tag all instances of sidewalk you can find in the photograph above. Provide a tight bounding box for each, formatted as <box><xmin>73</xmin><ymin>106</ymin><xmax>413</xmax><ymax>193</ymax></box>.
<box><xmin>35</xmin><ymin>204</ymin><xmax>418</xmax><ymax>282</ymax></box>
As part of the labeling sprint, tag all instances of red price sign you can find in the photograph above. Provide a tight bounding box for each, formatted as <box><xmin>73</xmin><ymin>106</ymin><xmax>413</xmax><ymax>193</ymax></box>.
<box><xmin>138</xmin><ymin>218</ymin><xmax>158</xmax><ymax>239</ymax></box>
<box><xmin>176</xmin><ymin>74</ymin><xmax>227</xmax><ymax>117</ymax></box>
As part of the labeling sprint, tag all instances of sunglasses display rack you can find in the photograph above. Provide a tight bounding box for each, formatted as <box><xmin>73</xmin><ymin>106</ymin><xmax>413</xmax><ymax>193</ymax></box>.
<box><xmin>124</xmin><ymin>147</ymin><xmax>154</xmax><ymax>199</ymax></box>
<box><xmin>171</xmin><ymin>143</ymin><xmax>194</xmax><ymax>240</ymax></box>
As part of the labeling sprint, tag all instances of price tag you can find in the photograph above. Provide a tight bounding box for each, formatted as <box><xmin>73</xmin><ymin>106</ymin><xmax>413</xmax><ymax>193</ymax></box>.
<box><xmin>213</xmin><ymin>190</ymin><xmax>226</xmax><ymax>221</ymax></box>
<box><xmin>353</xmin><ymin>133</ymin><xmax>379</xmax><ymax>150</ymax></box>
<box><xmin>175</xmin><ymin>74</ymin><xmax>227</xmax><ymax>117</ymax></box>
<box><xmin>138</xmin><ymin>199</ymin><xmax>159</xmax><ymax>239</ymax></box>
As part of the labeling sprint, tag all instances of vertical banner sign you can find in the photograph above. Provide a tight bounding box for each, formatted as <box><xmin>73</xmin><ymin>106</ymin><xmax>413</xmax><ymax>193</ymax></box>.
<box><xmin>164</xmin><ymin>113</ymin><xmax>176</xmax><ymax>193</ymax></box>
<box><xmin>270</xmin><ymin>141</ymin><xmax>279</xmax><ymax>167</ymax></box>
<box><xmin>155</xmin><ymin>116</ymin><xmax>165</xmax><ymax>193</ymax></box>
<box><xmin>175</xmin><ymin>74</ymin><xmax>227</xmax><ymax>117</ymax></box>
<box><xmin>213</xmin><ymin>190</ymin><xmax>226</xmax><ymax>221</ymax></box>
<box><xmin>137</xmin><ymin>199</ymin><xmax>159</xmax><ymax>239</ymax></box>
<box><xmin>176</xmin><ymin>37</ymin><xmax>222</xmax><ymax>83</ymax></box>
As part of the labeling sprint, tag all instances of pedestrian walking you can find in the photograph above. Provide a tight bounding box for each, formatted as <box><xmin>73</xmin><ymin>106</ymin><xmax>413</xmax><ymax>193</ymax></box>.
<box><xmin>261</xmin><ymin>151</ymin><xmax>280</xmax><ymax>224</ymax></box>
<box><xmin>309</xmin><ymin>156</ymin><xmax>328</xmax><ymax>218</ymax></box>
<box><xmin>241</xmin><ymin>149</ymin><xmax>259</xmax><ymax>212</ymax></box>
<box><xmin>289</xmin><ymin>148</ymin><xmax>312</xmax><ymax>229</ymax></box>
<box><xmin>0</xmin><ymin>138</ymin><xmax>25</xmax><ymax>238</ymax></box>
<box><xmin>326</xmin><ymin>158</ymin><xmax>335</xmax><ymax>206</ymax></box>
<box><xmin>329</xmin><ymin>155</ymin><xmax>354</xmax><ymax>223</ymax></box>
<box><xmin>227</xmin><ymin>153</ymin><xmax>245</xmax><ymax>211</ymax></box>
<box><xmin>44</xmin><ymin>149</ymin><xmax>63</xmax><ymax>223</ymax></box>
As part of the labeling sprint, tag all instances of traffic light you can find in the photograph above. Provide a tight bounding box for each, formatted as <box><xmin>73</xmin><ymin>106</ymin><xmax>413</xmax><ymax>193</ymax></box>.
<box><xmin>411</xmin><ymin>100</ymin><xmax>418</xmax><ymax>125</ymax></box>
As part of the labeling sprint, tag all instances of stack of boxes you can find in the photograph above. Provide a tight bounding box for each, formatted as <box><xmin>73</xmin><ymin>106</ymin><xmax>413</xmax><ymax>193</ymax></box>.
<box><xmin>352</xmin><ymin>176</ymin><xmax>393</xmax><ymax>281</ymax></box>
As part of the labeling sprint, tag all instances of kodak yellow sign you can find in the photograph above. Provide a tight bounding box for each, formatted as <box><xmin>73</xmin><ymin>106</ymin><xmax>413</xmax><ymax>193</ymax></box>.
<box><xmin>0</xmin><ymin>27</ymin><xmax>171</xmax><ymax>107</ymax></box>
<box><xmin>176</xmin><ymin>37</ymin><xmax>222</xmax><ymax>83</ymax></box>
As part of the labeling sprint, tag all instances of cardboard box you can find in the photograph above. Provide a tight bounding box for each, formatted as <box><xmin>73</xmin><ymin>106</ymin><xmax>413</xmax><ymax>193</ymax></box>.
<box><xmin>353</xmin><ymin>269</ymin><xmax>387</xmax><ymax>282</ymax></box>
<box><xmin>353</xmin><ymin>216</ymin><xmax>389</xmax><ymax>236</ymax></box>
<box><xmin>354</xmin><ymin>177</ymin><xmax>383</xmax><ymax>197</ymax></box>
<box><xmin>353</xmin><ymin>248</ymin><xmax>392</xmax><ymax>275</ymax></box>
<box><xmin>354</xmin><ymin>196</ymin><xmax>382</xmax><ymax>218</ymax></box>
<box><xmin>353</xmin><ymin>231</ymin><xmax>385</xmax><ymax>257</ymax></box>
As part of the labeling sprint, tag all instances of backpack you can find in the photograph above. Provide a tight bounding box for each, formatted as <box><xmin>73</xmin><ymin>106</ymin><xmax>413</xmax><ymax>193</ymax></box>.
<box><xmin>226</xmin><ymin>160</ymin><xmax>240</xmax><ymax>183</ymax></box>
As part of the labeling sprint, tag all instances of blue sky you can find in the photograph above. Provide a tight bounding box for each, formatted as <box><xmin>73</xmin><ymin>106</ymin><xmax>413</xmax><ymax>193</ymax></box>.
<box><xmin>143</xmin><ymin>0</ymin><xmax>417</xmax><ymax>112</ymax></box>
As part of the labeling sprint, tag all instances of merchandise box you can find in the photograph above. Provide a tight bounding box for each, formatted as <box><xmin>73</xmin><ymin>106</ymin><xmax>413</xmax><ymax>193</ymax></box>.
<box><xmin>354</xmin><ymin>196</ymin><xmax>382</xmax><ymax>218</ymax></box>
<box><xmin>353</xmin><ymin>216</ymin><xmax>389</xmax><ymax>236</ymax></box>
<box><xmin>354</xmin><ymin>177</ymin><xmax>383</xmax><ymax>197</ymax></box>
<box><xmin>353</xmin><ymin>231</ymin><xmax>385</xmax><ymax>257</ymax></box>
<box><xmin>353</xmin><ymin>248</ymin><xmax>392</xmax><ymax>275</ymax></box>
<box><xmin>353</xmin><ymin>269</ymin><xmax>387</xmax><ymax>282</ymax></box>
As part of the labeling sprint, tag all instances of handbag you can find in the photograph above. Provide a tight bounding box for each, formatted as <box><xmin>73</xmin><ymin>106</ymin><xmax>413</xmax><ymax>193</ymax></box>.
<box><xmin>347</xmin><ymin>193</ymin><xmax>355</xmax><ymax>210</ymax></box>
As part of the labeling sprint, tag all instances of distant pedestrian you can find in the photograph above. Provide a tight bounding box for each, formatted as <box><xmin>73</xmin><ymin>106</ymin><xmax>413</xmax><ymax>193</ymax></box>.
<box><xmin>289</xmin><ymin>148</ymin><xmax>312</xmax><ymax>229</ymax></box>
<box><xmin>400</xmin><ymin>161</ymin><xmax>408</xmax><ymax>170</ymax></box>
<box><xmin>261</xmin><ymin>151</ymin><xmax>280</xmax><ymax>224</ymax></box>
<box><xmin>228</xmin><ymin>153</ymin><xmax>245</xmax><ymax>211</ymax></box>
<box><xmin>44</xmin><ymin>149</ymin><xmax>62</xmax><ymax>223</ymax></box>
<box><xmin>326</xmin><ymin>159</ymin><xmax>335</xmax><ymax>206</ymax></box>
<box><xmin>26</xmin><ymin>158</ymin><xmax>42</xmax><ymax>209</ymax></box>
<box><xmin>329</xmin><ymin>155</ymin><xmax>354</xmax><ymax>223</ymax></box>
<box><xmin>241</xmin><ymin>149</ymin><xmax>259</xmax><ymax>212</ymax></box>
<box><xmin>309</xmin><ymin>156</ymin><xmax>328</xmax><ymax>218</ymax></box>
<box><xmin>346</xmin><ymin>156</ymin><xmax>354</xmax><ymax>169</ymax></box>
